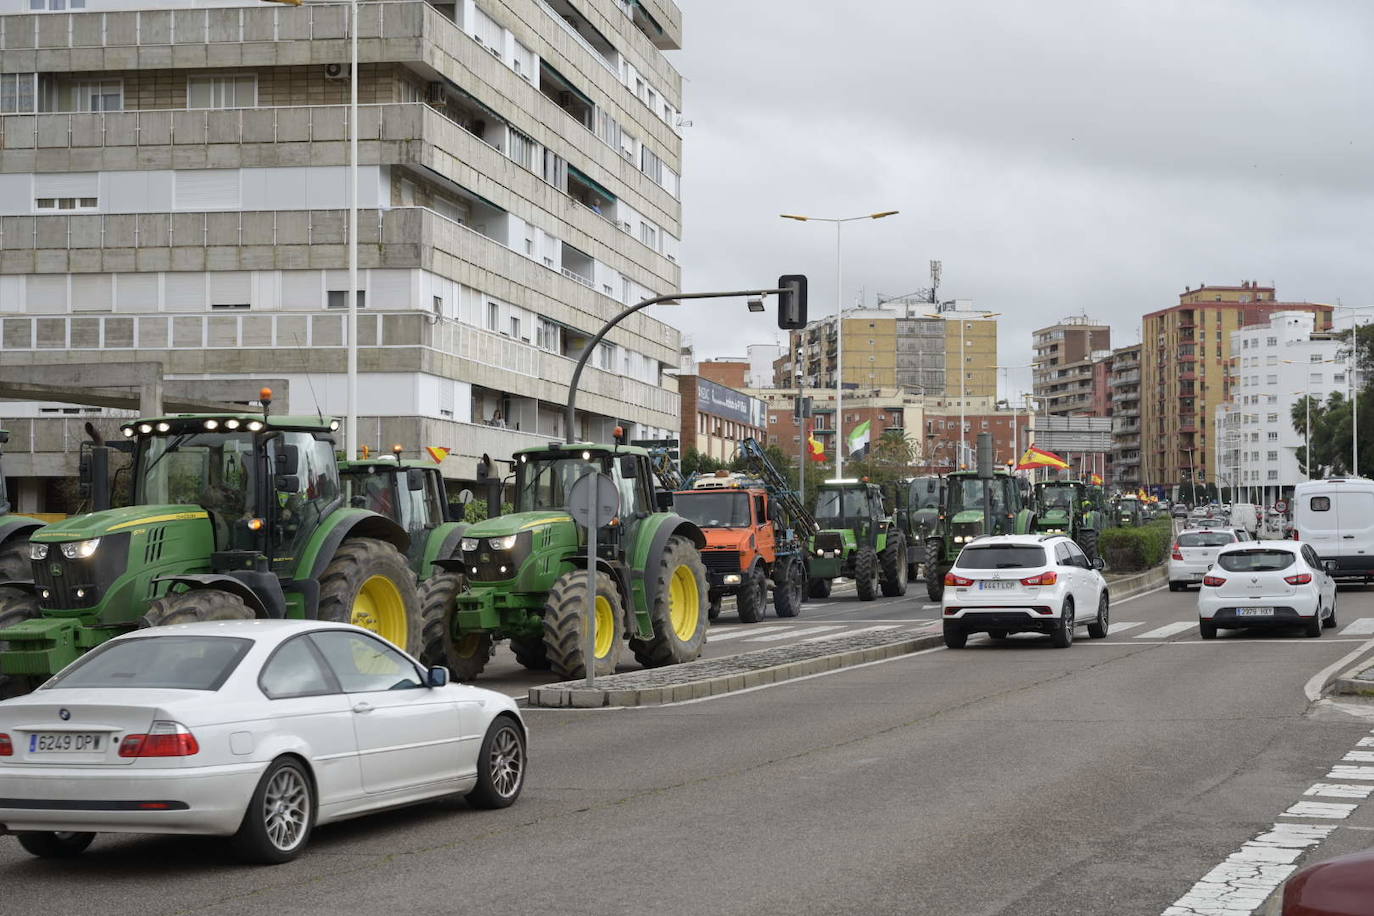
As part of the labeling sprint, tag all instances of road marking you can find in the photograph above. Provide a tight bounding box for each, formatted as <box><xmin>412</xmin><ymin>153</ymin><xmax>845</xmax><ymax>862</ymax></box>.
<box><xmin>1358</xmin><ymin>737</ymin><xmax>1374</xmax><ymax>747</ymax></box>
<box><xmin>1108</xmin><ymin>621</ymin><xmax>1144</xmax><ymax>633</ymax></box>
<box><xmin>1305</xmin><ymin>782</ymin><xmax>1374</xmax><ymax>799</ymax></box>
<box><xmin>1343</xmin><ymin>750</ymin><xmax>1374</xmax><ymax>763</ymax></box>
<box><xmin>1325</xmin><ymin>765</ymin><xmax>1374</xmax><ymax>780</ymax></box>
<box><xmin>1339</xmin><ymin>617</ymin><xmax>1374</xmax><ymax>636</ymax></box>
<box><xmin>797</xmin><ymin>624</ymin><xmax>902</xmax><ymax>643</ymax></box>
<box><xmin>1304</xmin><ymin>634</ymin><xmax>1374</xmax><ymax>701</ymax></box>
<box><xmin>1163</xmin><ymin>823</ymin><xmax>1336</xmax><ymax>916</ymax></box>
<box><xmin>706</xmin><ymin>626</ymin><xmax>789</xmax><ymax>642</ymax></box>
<box><xmin>1135</xmin><ymin>621</ymin><xmax>1194</xmax><ymax>640</ymax></box>
<box><xmin>746</xmin><ymin>625</ymin><xmax>846</xmax><ymax>642</ymax></box>
<box><xmin>1281</xmin><ymin>801</ymin><xmax>1357</xmax><ymax>819</ymax></box>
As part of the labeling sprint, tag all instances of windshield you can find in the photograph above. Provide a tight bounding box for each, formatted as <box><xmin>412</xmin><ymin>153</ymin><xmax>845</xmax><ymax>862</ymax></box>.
<box><xmin>1179</xmin><ymin>532</ymin><xmax>1236</xmax><ymax>547</ymax></box>
<box><xmin>1217</xmin><ymin>549</ymin><xmax>1296</xmax><ymax>572</ymax></box>
<box><xmin>517</xmin><ymin>454</ymin><xmax>600</xmax><ymax>512</ymax></box>
<box><xmin>955</xmin><ymin>545</ymin><xmax>1046</xmax><ymax>569</ymax></box>
<box><xmin>46</xmin><ymin>635</ymin><xmax>252</xmax><ymax>691</ymax></box>
<box><xmin>135</xmin><ymin>431</ymin><xmax>257</xmax><ymax>518</ymax></box>
<box><xmin>674</xmin><ymin>492</ymin><xmax>751</xmax><ymax>528</ymax></box>
<box><xmin>950</xmin><ymin>479</ymin><xmax>1008</xmax><ymax>513</ymax></box>
<box><xmin>343</xmin><ymin>468</ymin><xmax>399</xmax><ymax>520</ymax></box>
<box><xmin>815</xmin><ymin>487</ymin><xmax>870</xmax><ymax>521</ymax></box>
<box><xmin>1038</xmin><ymin>484</ymin><xmax>1077</xmax><ymax>510</ymax></box>
<box><xmin>910</xmin><ymin>478</ymin><xmax>941</xmax><ymax>510</ymax></box>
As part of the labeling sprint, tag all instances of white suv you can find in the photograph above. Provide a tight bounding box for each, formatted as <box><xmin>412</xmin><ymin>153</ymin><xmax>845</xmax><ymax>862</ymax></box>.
<box><xmin>940</xmin><ymin>534</ymin><xmax>1110</xmax><ymax>649</ymax></box>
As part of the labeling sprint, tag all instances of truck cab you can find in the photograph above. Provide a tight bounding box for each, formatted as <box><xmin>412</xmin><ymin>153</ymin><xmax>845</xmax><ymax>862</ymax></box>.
<box><xmin>673</xmin><ymin>473</ymin><xmax>780</xmax><ymax>621</ymax></box>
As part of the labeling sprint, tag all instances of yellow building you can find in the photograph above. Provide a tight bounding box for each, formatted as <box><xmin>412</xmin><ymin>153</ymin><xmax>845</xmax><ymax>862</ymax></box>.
<box><xmin>1140</xmin><ymin>282</ymin><xmax>1332</xmax><ymax>488</ymax></box>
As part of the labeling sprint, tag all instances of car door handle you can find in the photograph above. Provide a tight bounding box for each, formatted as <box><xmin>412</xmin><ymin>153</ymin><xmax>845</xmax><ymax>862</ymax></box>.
<box><xmin>1344</xmin><ymin>536</ymin><xmax>1356</xmax><ymax>539</ymax></box>
<box><xmin>352</xmin><ymin>702</ymin><xmax>374</xmax><ymax>714</ymax></box>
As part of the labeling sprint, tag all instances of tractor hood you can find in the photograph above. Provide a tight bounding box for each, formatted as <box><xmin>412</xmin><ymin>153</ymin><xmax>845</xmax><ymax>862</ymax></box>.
<box><xmin>950</xmin><ymin>510</ymin><xmax>987</xmax><ymax>526</ymax></box>
<box><xmin>32</xmin><ymin>505</ymin><xmax>209</xmax><ymax>541</ymax></box>
<box><xmin>463</xmin><ymin>510</ymin><xmax>573</xmax><ymax>538</ymax></box>
<box><xmin>1040</xmin><ymin>508</ymin><xmax>1071</xmax><ymax>524</ymax></box>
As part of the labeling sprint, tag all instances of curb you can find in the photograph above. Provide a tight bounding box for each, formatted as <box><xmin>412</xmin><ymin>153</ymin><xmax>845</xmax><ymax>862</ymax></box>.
<box><xmin>1329</xmin><ymin>662</ymin><xmax>1374</xmax><ymax>697</ymax></box>
<box><xmin>528</xmin><ymin>631</ymin><xmax>945</xmax><ymax>709</ymax></box>
<box><xmin>1105</xmin><ymin>564</ymin><xmax>1168</xmax><ymax>602</ymax></box>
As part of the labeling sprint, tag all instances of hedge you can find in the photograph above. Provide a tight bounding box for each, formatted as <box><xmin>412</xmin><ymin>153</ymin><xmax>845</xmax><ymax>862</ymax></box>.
<box><xmin>1099</xmin><ymin>518</ymin><xmax>1174</xmax><ymax>573</ymax></box>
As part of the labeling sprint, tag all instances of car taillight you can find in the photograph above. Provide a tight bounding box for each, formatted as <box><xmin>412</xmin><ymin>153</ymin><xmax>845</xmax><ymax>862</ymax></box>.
<box><xmin>944</xmin><ymin>572</ymin><xmax>974</xmax><ymax>587</ymax></box>
<box><xmin>1020</xmin><ymin>571</ymin><xmax>1058</xmax><ymax>586</ymax></box>
<box><xmin>1284</xmin><ymin>573</ymin><xmax>1313</xmax><ymax>585</ymax></box>
<box><xmin>0</xmin><ymin>733</ymin><xmax>11</xmax><ymax>756</ymax></box>
<box><xmin>118</xmin><ymin>721</ymin><xmax>199</xmax><ymax>758</ymax></box>
<box><xmin>1290</xmin><ymin>529</ymin><xmax>1300</xmax><ymax>541</ymax></box>
<box><xmin>1202</xmin><ymin>575</ymin><xmax>1226</xmax><ymax>587</ymax></box>
<box><xmin>1171</xmin><ymin>544</ymin><xmax>1184</xmax><ymax>560</ymax></box>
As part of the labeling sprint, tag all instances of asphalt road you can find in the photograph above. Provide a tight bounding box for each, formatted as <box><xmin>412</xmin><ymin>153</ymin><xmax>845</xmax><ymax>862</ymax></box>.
<box><xmin>7</xmin><ymin>582</ymin><xmax>1374</xmax><ymax>915</ymax></box>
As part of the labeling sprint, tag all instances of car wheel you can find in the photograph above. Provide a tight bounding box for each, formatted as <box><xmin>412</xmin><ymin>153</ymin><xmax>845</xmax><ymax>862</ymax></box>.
<box><xmin>1199</xmin><ymin>620</ymin><xmax>1217</xmax><ymax>640</ymax></box>
<box><xmin>1323</xmin><ymin>594</ymin><xmax>1338</xmax><ymax>629</ymax></box>
<box><xmin>230</xmin><ymin>757</ymin><xmax>315</xmax><ymax>864</ymax></box>
<box><xmin>1305</xmin><ymin>613</ymin><xmax>1322</xmax><ymax>638</ymax></box>
<box><xmin>16</xmin><ymin>831</ymin><xmax>95</xmax><ymax>859</ymax></box>
<box><xmin>1087</xmin><ymin>592</ymin><xmax>1109</xmax><ymax>639</ymax></box>
<box><xmin>466</xmin><ymin>715</ymin><xmax>526</xmax><ymax>810</ymax></box>
<box><xmin>1050</xmin><ymin>599</ymin><xmax>1074</xmax><ymax>649</ymax></box>
<box><xmin>942</xmin><ymin>622</ymin><xmax>967</xmax><ymax>649</ymax></box>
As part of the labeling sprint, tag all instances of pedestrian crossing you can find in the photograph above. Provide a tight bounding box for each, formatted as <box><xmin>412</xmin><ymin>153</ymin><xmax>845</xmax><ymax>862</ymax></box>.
<box><xmin>1339</xmin><ymin>617</ymin><xmax>1374</xmax><ymax>636</ymax></box>
<box><xmin>1134</xmin><ymin>621</ymin><xmax>1195</xmax><ymax>640</ymax></box>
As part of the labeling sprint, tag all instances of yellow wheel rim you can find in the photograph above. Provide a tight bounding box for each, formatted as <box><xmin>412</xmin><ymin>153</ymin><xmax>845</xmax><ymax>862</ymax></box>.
<box><xmin>351</xmin><ymin>575</ymin><xmax>408</xmax><ymax>648</ymax></box>
<box><xmin>453</xmin><ymin>633</ymin><xmax>484</xmax><ymax>659</ymax></box>
<box><xmin>668</xmin><ymin>564</ymin><xmax>700</xmax><ymax>641</ymax></box>
<box><xmin>594</xmin><ymin>594</ymin><xmax>616</xmax><ymax>659</ymax></box>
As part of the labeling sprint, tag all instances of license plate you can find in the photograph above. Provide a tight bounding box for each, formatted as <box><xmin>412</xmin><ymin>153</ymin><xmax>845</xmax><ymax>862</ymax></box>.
<box><xmin>1235</xmin><ymin>607</ymin><xmax>1275</xmax><ymax>617</ymax></box>
<box><xmin>29</xmin><ymin>732</ymin><xmax>104</xmax><ymax>753</ymax></box>
<box><xmin>978</xmin><ymin>580</ymin><xmax>1015</xmax><ymax>590</ymax></box>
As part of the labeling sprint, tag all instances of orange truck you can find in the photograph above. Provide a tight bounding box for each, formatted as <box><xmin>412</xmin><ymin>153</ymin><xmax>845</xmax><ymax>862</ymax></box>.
<box><xmin>672</xmin><ymin>471</ymin><xmax>807</xmax><ymax>622</ymax></box>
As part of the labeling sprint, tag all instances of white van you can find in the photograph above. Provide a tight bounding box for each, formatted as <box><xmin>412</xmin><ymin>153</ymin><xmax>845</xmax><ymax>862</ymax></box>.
<box><xmin>1294</xmin><ymin>479</ymin><xmax>1374</xmax><ymax>579</ymax></box>
<box><xmin>1230</xmin><ymin>503</ymin><xmax>1259</xmax><ymax>537</ymax></box>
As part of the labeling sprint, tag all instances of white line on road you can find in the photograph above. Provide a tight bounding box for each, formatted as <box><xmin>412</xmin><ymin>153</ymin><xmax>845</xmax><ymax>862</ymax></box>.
<box><xmin>1343</xmin><ymin>750</ymin><xmax>1374</xmax><ymax>763</ymax></box>
<box><xmin>1280</xmin><ymin>801</ymin><xmax>1357</xmax><ymax>819</ymax></box>
<box><xmin>797</xmin><ymin>625</ymin><xmax>903</xmax><ymax>643</ymax></box>
<box><xmin>1304</xmin><ymin>634</ymin><xmax>1374</xmax><ymax>701</ymax></box>
<box><xmin>1135</xmin><ymin>621</ymin><xmax>1195</xmax><ymax>640</ymax></box>
<box><xmin>1305</xmin><ymin>782</ymin><xmax>1374</xmax><ymax>799</ymax></box>
<box><xmin>706</xmin><ymin>626</ymin><xmax>789</xmax><ymax>642</ymax></box>
<box><xmin>1325</xmin><ymin>765</ymin><xmax>1374</xmax><ymax>780</ymax></box>
<box><xmin>746</xmin><ymin>625</ymin><xmax>847</xmax><ymax>642</ymax></box>
<box><xmin>1163</xmin><ymin>823</ymin><xmax>1336</xmax><ymax>916</ymax></box>
<box><xmin>1340</xmin><ymin>618</ymin><xmax>1374</xmax><ymax>636</ymax></box>
<box><xmin>1108</xmin><ymin>621</ymin><xmax>1144</xmax><ymax>633</ymax></box>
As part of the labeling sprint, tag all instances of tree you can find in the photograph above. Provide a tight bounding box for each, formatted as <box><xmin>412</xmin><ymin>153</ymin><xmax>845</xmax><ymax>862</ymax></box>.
<box><xmin>847</xmin><ymin>431</ymin><xmax>919</xmax><ymax>487</ymax></box>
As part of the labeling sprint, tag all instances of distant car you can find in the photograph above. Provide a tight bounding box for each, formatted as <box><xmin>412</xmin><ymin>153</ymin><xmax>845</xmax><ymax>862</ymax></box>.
<box><xmin>940</xmin><ymin>534</ymin><xmax>1109</xmax><ymax>649</ymax></box>
<box><xmin>1172</xmin><ymin>505</ymin><xmax>1189</xmax><ymax>519</ymax></box>
<box><xmin>1169</xmin><ymin>528</ymin><xmax>1242</xmax><ymax>591</ymax></box>
<box><xmin>0</xmin><ymin>620</ymin><xmax>527</xmax><ymax>864</ymax></box>
<box><xmin>1282</xmin><ymin>845</ymin><xmax>1374</xmax><ymax>914</ymax></box>
<box><xmin>1196</xmin><ymin>541</ymin><xmax>1337</xmax><ymax>639</ymax></box>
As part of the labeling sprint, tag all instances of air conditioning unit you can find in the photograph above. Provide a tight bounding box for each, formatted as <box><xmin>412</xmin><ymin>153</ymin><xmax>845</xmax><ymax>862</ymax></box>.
<box><xmin>425</xmin><ymin>81</ymin><xmax>444</xmax><ymax>104</ymax></box>
<box><xmin>324</xmin><ymin>62</ymin><xmax>348</xmax><ymax>81</ymax></box>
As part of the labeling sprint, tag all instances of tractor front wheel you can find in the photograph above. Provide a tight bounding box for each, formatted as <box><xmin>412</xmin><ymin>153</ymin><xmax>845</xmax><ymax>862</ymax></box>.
<box><xmin>807</xmin><ymin>577</ymin><xmax>832</xmax><ymax>599</ymax></box>
<box><xmin>141</xmin><ymin>588</ymin><xmax>256</xmax><ymax>628</ymax></box>
<box><xmin>418</xmin><ymin>572</ymin><xmax>490</xmax><ymax>680</ymax></box>
<box><xmin>773</xmin><ymin>556</ymin><xmax>805</xmax><ymax>618</ymax></box>
<box><xmin>1078</xmin><ymin>527</ymin><xmax>1100</xmax><ymax>563</ymax></box>
<box><xmin>855</xmin><ymin>547</ymin><xmax>880</xmax><ymax>601</ymax></box>
<box><xmin>317</xmin><ymin>538</ymin><xmax>423</xmax><ymax>658</ymax></box>
<box><xmin>543</xmin><ymin>569</ymin><xmax>624</xmax><ymax>679</ymax></box>
<box><xmin>511</xmin><ymin>636</ymin><xmax>551</xmax><ymax>671</ymax></box>
<box><xmin>736</xmin><ymin>564</ymin><xmax>767</xmax><ymax>623</ymax></box>
<box><xmin>630</xmin><ymin>536</ymin><xmax>709</xmax><ymax>668</ymax></box>
<box><xmin>880</xmin><ymin>533</ymin><xmax>909</xmax><ymax>597</ymax></box>
<box><xmin>0</xmin><ymin>588</ymin><xmax>41</xmax><ymax>699</ymax></box>
<box><xmin>925</xmin><ymin>540</ymin><xmax>946</xmax><ymax>601</ymax></box>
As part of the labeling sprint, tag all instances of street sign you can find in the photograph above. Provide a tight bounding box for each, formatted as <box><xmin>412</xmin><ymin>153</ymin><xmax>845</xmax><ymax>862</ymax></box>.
<box><xmin>1028</xmin><ymin>416</ymin><xmax>1112</xmax><ymax>453</ymax></box>
<box><xmin>1275</xmin><ymin>498</ymin><xmax>1289</xmax><ymax>513</ymax></box>
<box><xmin>568</xmin><ymin>472</ymin><xmax>620</xmax><ymax>689</ymax></box>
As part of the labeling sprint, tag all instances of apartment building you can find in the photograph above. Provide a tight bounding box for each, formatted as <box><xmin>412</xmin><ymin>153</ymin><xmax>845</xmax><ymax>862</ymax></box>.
<box><xmin>1216</xmin><ymin>310</ymin><xmax>1344</xmax><ymax>499</ymax></box>
<box><xmin>1109</xmin><ymin>343</ymin><xmax>1142</xmax><ymax>489</ymax></box>
<box><xmin>1031</xmin><ymin>317</ymin><xmax>1111</xmax><ymax>417</ymax></box>
<box><xmin>0</xmin><ymin>0</ymin><xmax>685</xmax><ymax>511</ymax></box>
<box><xmin>1140</xmin><ymin>282</ymin><xmax>1333</xmax><ymax>488</ymax></box>
<box><xmin>780</xmin><ymin>300</ymin><xmax>998</xmax><ymax>399</ymax></box>
<box><xmin>678</xmin><ymin>374</ymin><xmax>766</xmax><ymax>464</ymax></box>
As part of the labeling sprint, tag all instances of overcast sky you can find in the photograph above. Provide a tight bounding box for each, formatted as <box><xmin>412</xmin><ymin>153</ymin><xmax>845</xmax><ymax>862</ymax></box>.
<box><xmin>665</xmin><ymin>0</ymin><xmax>1374</xmax><ymax>398</ymax></box>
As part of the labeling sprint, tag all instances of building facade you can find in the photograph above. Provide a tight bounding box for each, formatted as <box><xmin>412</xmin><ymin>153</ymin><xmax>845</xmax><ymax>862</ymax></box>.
<box><xmin>1215</xmin><ymin>310</ymin><xmax>1344</xmax><ymax>499</ymax></box>
<box><xmin>1109</xmin><ymin>343</ymin><xmax>1142</xmax><ymax>489</ymax></box>
<box><xmin>1031</xmin><ymin>317</ymin><xmax>1111</xmax><ymax>416</ymax></box>
<box><xmin>679</xmin><ymin>374</ymin><xmax>766</xmax><ymax>463</ymax></box>
<box><xmin>1140</xmin><ymin>282</ymin><xmax>1333</xmax><ymax>488</ymax></box>
<box><xmin>0</xmin><ymin>0</ymin><xmax>685</xmax><ymax>510</ymax></box>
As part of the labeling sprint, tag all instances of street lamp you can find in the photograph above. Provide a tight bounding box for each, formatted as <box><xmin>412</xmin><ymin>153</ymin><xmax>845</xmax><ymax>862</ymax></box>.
<box><xmin>926</xmin><ymin>310</ymin><xmax>1002</xmax><ymax>468</ymax></box>
<box><xmin>781</xmin><ymin>210</ymin><xmax>899</xmax><ymax>476</ymax></box>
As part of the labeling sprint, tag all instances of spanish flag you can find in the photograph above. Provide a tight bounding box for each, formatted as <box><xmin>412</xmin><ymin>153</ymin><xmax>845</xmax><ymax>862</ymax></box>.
<box><xmin>807</xmin><ymin>424</ymin><xmax>826</xmax><ymax>462</ymax></box>
<box><xmin>1090</xmin><ymin>473</ymin><xmax>1103</xmax><ymax>486</ymax></box>
<box><xmin>1017</xmin><ymin>445</ymin><xmax>1070</xmax><ymax>470</ymax></box>
<box><xmin>425</xmin><ymin>446</ymin><xmax>450</xmax><ymax>464</ymax></box>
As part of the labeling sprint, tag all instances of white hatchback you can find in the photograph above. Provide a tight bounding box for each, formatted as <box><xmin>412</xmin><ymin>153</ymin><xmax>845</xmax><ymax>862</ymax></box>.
<box><xmin>940</xmin><ymin>535</ymin><xmax>1110</xmax><ymax>649</ymax></box>
<box><xmin>1168</xmin><ymin>528</ymin><xmax>1242</xmax><ymax>591</ymax></box>
<box><xmin>0</xmin><ymin>620</ymin><xmax>526</xmax><ymax>864</ymax></box>
<box><xmin>1197</xmin><ymin>541</ymin><xmax>1338</xmax><ymax>639</ymax></box>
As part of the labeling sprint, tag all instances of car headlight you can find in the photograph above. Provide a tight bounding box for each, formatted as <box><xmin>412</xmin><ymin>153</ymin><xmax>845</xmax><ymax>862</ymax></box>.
<box><xmin>488</xmin><ymin>535</ymin><xmax>518</xmax><ymax>551</ymax></box>
<box><xmin>460</xmin><ymin>537</ymin><xmax>480</xmax><ymax>552</ymax></box>
<box><xmin>61</xmin><ymin>538</ymin><xmax>101</xmax><ymax>560</ymax></box>
<box><xmin>30</xmin><ymin>543</ymin><xmax>48</xmax><ymax>560</ymax></box>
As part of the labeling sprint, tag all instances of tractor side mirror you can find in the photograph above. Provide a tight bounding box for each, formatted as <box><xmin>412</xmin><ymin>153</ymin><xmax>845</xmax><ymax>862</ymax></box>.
<box><xmin>276</xmin><ymin>444</ymin><xmax>300</xmax><ymax>476</ymax></box>
<box><xmin>407</xmin><ymin>469</ymin><xmax>426</xmax><ymax>491</ymax></box>
<box><xmin>656</xmin><ymin>490</ymin><xmax>675</xmax><ymax>511</ymax></box>
<box><xmin>620</xmin><ymin>455</ymin><xmax>639</xmax><ymax>478</ymax></box>
<box><xmin>276</xmin><ymin>475</ymin><xmax>300</xmax><ymax>493</ymax></box>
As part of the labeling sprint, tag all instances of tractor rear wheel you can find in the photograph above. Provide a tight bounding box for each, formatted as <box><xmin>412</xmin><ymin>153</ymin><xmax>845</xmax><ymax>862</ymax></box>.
<box><xmin>0</xmin><ymin>588</ymin><xmax>41</xmax><ymax>699</ymax></box>
<box><xmin>925</xmin><ymin>540</ymin><xmax>946</xmax><ymax>601</ymax></box>
<box><xmin>807</xmin><ymin>577</ymin><xmax>832</xmax><ymax>599</ymax></box>
<box><xmin>736</xmin><ymin>564</ymin><xmax>767</xmax><ymax>623</ymax></box>
<box><xmin>630</xmin><ymin>535</ymin><xmax>709</xmax><ymax>668</ymax></box>
<box><xmin>141</xmin><ymin>588</ymin><xmax>256</xmax><ymax>628</ymax></box>
<box><xmin>0</xmin><ymin>535</ymin><xmax>30</xmax><ymax>582</ymax></box>
<box><xmin>542</xmin><ymin>569</ymin><xmax>624</xmax><ymax>679</ymax></box>
<box><xmin>317</xmin><ymin>538</ymin><xmax>423</xmax><ymax>658</ymax></box>
<box><xmin>880</xmin><ymin>533</ymin><xmax>909</xmax><ymax>597</ymax></box>
<box><xmin>418</xmin><ymin>572</ymin><xmax>491</xmax><ymax>680</ymax></box>
<box><xmin>773</xmin><ymin>556</ymin><xmax>805</xmax><ymax>618</ymax></box>
<box><xmin>855</xmin><ymin>546</ymin><xmax>880</xmax><ymax>601</ymax></box>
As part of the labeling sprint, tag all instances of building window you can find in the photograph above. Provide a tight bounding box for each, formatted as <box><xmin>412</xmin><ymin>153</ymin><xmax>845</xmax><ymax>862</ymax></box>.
<box><xmin>1268</xmin><ymin>470</ymin><xmax>1278</xmax><ymax>481</ymax></box>
<box><xmin>1267</xmin><ymin>337</ymin><xmax>1277</xmax><ymax>346</ymax></box>
<box><xmin>187</xmin><ymin>75</ymin><xmax>257</xmax><ymax>109</ymax></box>
<box><xmin>432</xmin><ymin>295</ymin><xmax>443</xmax><ymax>314</ymax></box>
<box><xmin>1310</xmin><ymin>373</ymin><xmax>1323</xmax><ymax>384</ymax></box>
<box><xmin>0</xmin><ymin>73</ymin><xmax>37</xmax><ymax>114</ymax></box>
<box><xmin>43</xmin><ymin>78</ymin><xmax>122</xmax><ymax>112</ymax></box>
<box><xmin>1334</xmin><ymin>373</ymin><xmax>1346</xmax><ymax>384</ymax></box>
<box><xmin>1268</xmin><ymin>431</ymin><xmax>1279</xmax><ymax>441</ymax></box>
<box><xmin>210</xmin><ymin>302</ymin><xmax>249</xmax><ymax>310</ymax></box>
<box><xmin>326</xmin><ymin>290</ymin><xmax>365</xmax><ymax>309</ymax></box>
<box><xmin>30</xmin><ymin>0</ymin><xmax>84</xmax><ymax>10</ymax></box>
<box><xmin>1311</xmin><ymin>353</ymin><xmax>1324</xmax><ymax>362</ymax></box>
<box><xmin>35</xmin><ymin>197</ymin><xmax>97</xmax><ymax>211</ymax></box>
<box><xmin>486</xmin><ymin>301</ymin><xmax>500</xmax><ymax>330</ymax></box>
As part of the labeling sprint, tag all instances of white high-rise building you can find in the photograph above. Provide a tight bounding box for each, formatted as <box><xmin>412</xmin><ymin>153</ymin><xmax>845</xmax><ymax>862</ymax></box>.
<box><xmin>1216</xmin><ymin>311</ymin><xmax>1344</xmax><ymax>500</ymax></box>
<box><xmin>0</xmin><ymin>0</ymin><xmax>684</xmax><ymax>512</ymax></box>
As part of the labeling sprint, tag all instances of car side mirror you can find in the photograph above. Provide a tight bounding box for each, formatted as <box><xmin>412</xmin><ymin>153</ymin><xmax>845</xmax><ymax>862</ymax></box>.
<box><xmin>426</xmin><ymin>666</ymin><xmax>450</xmax><ymax>688</ymax></box>
<box><xmin>1092</xmin><ymin>557</ymin><xmax>1105</xmax><ymax>570</ymax></box>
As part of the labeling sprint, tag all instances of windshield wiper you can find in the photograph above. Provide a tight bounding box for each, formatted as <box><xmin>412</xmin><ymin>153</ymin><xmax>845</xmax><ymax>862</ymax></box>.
<box><xmin>139</xmin><ymin>433</ymin><xmax>191</xmax><ymax>482</ymax></box>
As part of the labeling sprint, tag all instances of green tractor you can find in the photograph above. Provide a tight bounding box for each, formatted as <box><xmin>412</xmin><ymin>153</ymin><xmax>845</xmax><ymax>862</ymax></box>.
<box><xmin>419</xmin><ymin>441</ymin><xmax>710</xmax><ymax>681</ymax></box>
<box><xmin>1115</xmin><ymin>495</ymin><xmax>1145</xmax><ymax>528</ymax></box>
<box><xmin>0</xmin><ymin>409</ymin><xmax>422</xmax><ymax>696</ymax></box>
<box><xmin>891</xmin><ymin>476</ymin><xmax>944</xmax><ymax>581</ymax></box>
<box><xmin>924</xmin><ymin>470</ymin><xmax>1036</xmax><ymax>601</ymax></box>
<box><xmin>1031</xmin><ymin>480</ymin><xmax>1106</xmax><ymax>560</ymax></box>
<box><xmin>338</xmin><ymin>456</ymin><xmax>468</xmax><ymax>580</ymax></box>
<box><xmin>806</xmin><ymin>479</ymin><xmax>908</xmax><ymax>601</ymax></box>
<box><xmin>0</xmin><ymin>430</ymin><xmax>49</xmax><ymax>697</ymax></box>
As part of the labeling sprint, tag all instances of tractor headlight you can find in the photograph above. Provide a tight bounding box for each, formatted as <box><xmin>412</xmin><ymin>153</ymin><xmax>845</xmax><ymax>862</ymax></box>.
<box><xmin>488</xmin><ymin>535</ymin><xmax>518</xmax><ymax>551</ymax></box>
<box><xmin>61</xmin><ymin>538</ymin><xmax>101</xmax><ymax>560</ymax></box>
<box><xmin>460</xmin><ymin>537</ymin><xmax>480</xmax><ymax>552</ymax></box>
<box><xmin>30</xmin><ymin>543</ymin><xmax>48</xmax><ymax>560</ymax></box>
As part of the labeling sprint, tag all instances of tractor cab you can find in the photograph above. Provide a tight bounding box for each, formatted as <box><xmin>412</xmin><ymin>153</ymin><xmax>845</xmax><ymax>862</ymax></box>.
<box><xmin>813</xmin><ymin>480</ymin><xmax>886</xmax><ymax>547</ymax></box>
<box><xmin>944</xmin><ymin>471</ymin><xmax>1028</xmax><ymax>543</ymax></box>
<box><xmin>340</xmin><ymin>457</ymin><xmax>452</xmax><ymax>573</ymax></box>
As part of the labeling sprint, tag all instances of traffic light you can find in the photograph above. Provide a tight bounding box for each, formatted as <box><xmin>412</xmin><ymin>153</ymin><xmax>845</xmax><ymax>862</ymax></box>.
<box><xmin>777</xmin><ymin>274</ymin><xmax>808</xmax><ymax>329</ymax></box>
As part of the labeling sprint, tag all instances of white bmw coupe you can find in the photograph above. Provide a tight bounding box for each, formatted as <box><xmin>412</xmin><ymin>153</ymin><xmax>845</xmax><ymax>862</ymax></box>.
<box><xmin>0</xmin><ymin>619</ymin><xmax>526</xmax><ymax>863</ymax></box>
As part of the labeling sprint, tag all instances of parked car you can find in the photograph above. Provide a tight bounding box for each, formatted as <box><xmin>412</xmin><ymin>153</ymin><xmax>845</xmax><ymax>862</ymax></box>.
<box><xmin>1293</xmin><ymin>478</ymin><xmax>1374</xmax><ymax>580</ymax></box>
<box><xmin>1281</xmin><ymin>845</ymin><xmax>1374</xmax><ymax>914</ymax></box>
<box><xmin>0</xmin><ymin>620</ymin><xmax>527</xmax><ymax>864</ymax></box>
<box><xmin>1196</xmin><ymin>541</ymin><xmax>1337</xmax><ymax>639</ymax></box>
<box><xmin>939</xmin><ymin>534</ymin><xmax>1110</xmax><ymax>649</ymax></box>
<box><xmin>1169</xmin><ymin>528</ymin><xmax>1243</xmax><ymax>591</ymax></box>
